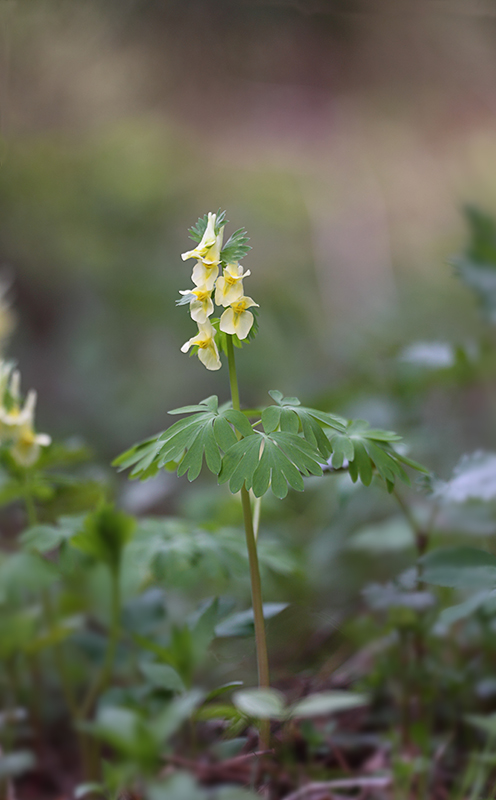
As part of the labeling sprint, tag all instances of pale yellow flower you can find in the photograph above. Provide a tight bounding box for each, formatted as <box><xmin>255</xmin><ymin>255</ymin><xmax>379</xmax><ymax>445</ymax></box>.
<box><xmin>178</xmin><ymin>286</ymin><xmax>214</xmax><ymax>324</ymax></box>
<box><xmin>181</xmin><ymin>319</ymin><xmax>222</xmax><ymax>371</ymax></box>
<box><xmin>10</xmin><ymin>425</ymin><xmax>51</xmax><ymax>467</ymax></box>
<box><xmin>181</xmin><ymin>212</ymin><xmax>224</xmax><ymax>266</ymax></box>
<box><xmin>220</xmin><ymin>296</ymin><xmax>259</xmax><ymax>340</ymax></box>
<box><xmin>215</xmin><ymin>263</ymin><xmax>251</xmax><ymax>307</ymax></box>
<box><xmin>0</xmin><ymin>383</ymin><xmax>51</xmax><ymax>466</ymax></box>
<box><xmin>191</xmin><ymin>260</ymin><xmax>218</xmax><ymax>291</ymax></box>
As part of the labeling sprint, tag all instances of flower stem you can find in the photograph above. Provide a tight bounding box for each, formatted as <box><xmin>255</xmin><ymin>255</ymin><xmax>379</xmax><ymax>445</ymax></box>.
<box><xmin>226</xmin><ymin>335</ymin><xmax>270</xmax><ymax>747</ymax></box>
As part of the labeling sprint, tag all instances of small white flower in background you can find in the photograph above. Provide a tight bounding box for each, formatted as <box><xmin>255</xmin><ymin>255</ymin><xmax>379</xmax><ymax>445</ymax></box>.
<box><xmin>181</xmin><ymin>212</ymin><xmax>224</xmax><ymax>266</ymax></box>
<box><xmin>181</xmin><ymin>320</ymin><xmax>222</xmax><ymax>371</ymax></box>
<box><xmin>178</xmin><ymin>286</ymin><xmax>214</xmax><ymax>324</ymax></box>
<box><xmin>215</xmin><ymin>263</ymin><xmax>250</xmax><ymax>307</ymax></box>
<box><xmin>220</xmin><ymin>296</ymin><xmax>259</xmax><ymax>340</ymax></box>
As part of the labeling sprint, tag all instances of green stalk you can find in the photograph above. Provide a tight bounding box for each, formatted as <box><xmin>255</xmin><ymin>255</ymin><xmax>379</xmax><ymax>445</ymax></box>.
<box><xmin>226</xmin><ymin>335</ymin><xmax>270</xmax><ymax>747</ymax></box>
<box><xmin>80</xmin><ymin>565</ymin><xmax>121</xmax><ymax>720</ymax></box>
<box><xmin>23</xmin><ymin>470</ymin><xmax>78</xmax><ymax>716</ymax></box>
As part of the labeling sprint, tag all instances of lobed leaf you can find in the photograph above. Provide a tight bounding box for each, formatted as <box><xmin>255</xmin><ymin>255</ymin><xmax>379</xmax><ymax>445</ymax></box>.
<box><xmin>328</xmin><ymin>419</ymin><xmax>427</xmax><ymax>490</ymax></box>
<box><xmin>219</xmin><ymin>428</ymin><xmax>323</xmax><ymax>498</ymax></box>
<box><xmin>264</xmin><ymin>390</ymin><xmax>346</xmax><ymax>458</ymax></box>
<box><xmin>113</xmin><ymin>397</ymin><xmax>252</xmax><ymax>482</ymax></box>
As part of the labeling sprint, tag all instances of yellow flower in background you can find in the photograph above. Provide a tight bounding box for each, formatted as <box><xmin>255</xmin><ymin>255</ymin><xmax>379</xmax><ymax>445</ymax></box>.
<box><xmin>0</xmin><ymin>371</ymin><xmax>51</xmax><ymax>465</ymax></box>
<box><xmin>220</xmin><ymin>296</ymin><xmax>259</xmax><ymax>340</ymax></box>
<box><xmin>178</xmin><ymin>286</ymin><xmax>214</xmax><ymax>324</ymax></box>
<box><xmin>181</xmin><ymin>319</ymin><xmax>222</xmax><ymax>371</ymax></box>
<box><xmin>191</xmin><ymin>260</ymin><xmax>218</xmax><ymax>291</ymax></box>
<box><xmin>181</xmin><ymin>212</ymin><xmax>224</xmax><ymax>266</ymax></box>
<box><xmin>10</xmin><ymin>422</ymin><xmax>51</xmax><ymax>467</ymax></box>
<box><xmin>215</xmin><ymin>263</ymin><xmax>251</xmax><ymax>307</ymax></box>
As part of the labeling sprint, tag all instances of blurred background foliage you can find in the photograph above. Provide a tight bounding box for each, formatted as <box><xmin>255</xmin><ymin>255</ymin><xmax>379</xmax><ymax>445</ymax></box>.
<box><xmin>2</xmin><ymin>0</ymin><xmax>496</xmax><ymax>634</ymax></box>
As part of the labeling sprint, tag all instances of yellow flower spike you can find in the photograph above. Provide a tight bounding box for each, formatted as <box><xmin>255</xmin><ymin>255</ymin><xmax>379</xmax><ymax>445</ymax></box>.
<box><xmin>215</xmin><ymin>263</ymin><xmax>251</xmax><ymax>307</ymax></box>
<box><xmin>178</xmin><ymin>286</ymin><xmax>214</xmax><ymax>324</ymax></box>
<box><xmin>191</xmin><ymin>260</ymin><xmax>219</xmax><ymax>291</ymax></box>
<box><xmin>181</xmin><ymin>212</ymin><xmax>224</xmax><ymax>266</ymax></box>
<box><xmin>181</xmin><ymin>319</ymin><xmax>222</xmax><ymax>371</ymax></box>
<box><xmin>219</xmin><ymin>295</ymin><xmax>259</xmax><ymax>340</ymax></box>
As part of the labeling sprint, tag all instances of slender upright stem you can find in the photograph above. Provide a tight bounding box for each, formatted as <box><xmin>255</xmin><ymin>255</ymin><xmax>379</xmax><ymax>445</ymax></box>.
<box><xmin>226</xmin><ymin>335</ymin><xmax>270</xmax><ymax>746</ymax></box>
<box><xmin>80</xmin><ymin>566</ymin><xmax>121</xmax><ymax>720</ymax></box>
<box><xmin>23</xmin><ymin>469</ymin><xmax>78</xmax><ymax>717</ymax></box>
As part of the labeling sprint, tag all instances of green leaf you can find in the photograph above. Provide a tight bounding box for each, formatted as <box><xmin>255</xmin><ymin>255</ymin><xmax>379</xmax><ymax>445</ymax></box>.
<box><xmin>465</xmin><ymin>713</ymin><xmax>496</xmax><ymax>737</ymax></box>
<box><xmin>219</xmin><ymin>430</ymin><xmax>323</xmax><ymax>498</ymax></box>
<box><xmin>220</xmin><ymin>227</ymin><xmax>251</xmax><ymax>265</ymax></box>
<box><xmin>188</xmin><ymin>209</ymin><xmax>227</xmax><ymax>243</ymax></box>
<box><xmin>346</xmin><ymin>518</ymin><xmax>414</xmax><ymax>552</ymax></box>
<box><xmin>20</xmin><ymin>516</ymin><xmax>84</xmax><ymax>553</ymax></box>
<box><xmin>422</xmin><ymin>547</ymin><xmax>496</xmax><ymax>589</ymax></box>
<box><xmin>232</xmin><ymin>688</ymin><xmax>286</xmax><ymax>720</ymax></box>
<box><xmin>439</xmin><ymin>590</ymin><xmax>496</xmax><ymax>626</ymax></box>
<box><xmin>289</xmin><ymin>691</ymin><xmax>368</xmax><ymax>719</ymax></box>
<box><xmin>140</xmin><ymin>662</ymin><xmax>186</xmax><ymax>693</ymax></box>
<box><xmin>0</xmin><ymin>552</ymin><xmax>59</xmax><ymax>600</ymax></box>
<box><xmin>266</xmin><ymin>390</ymin><xmax>346</xmax><ymax>457</ymax></box>
<box><xmin>451</xmin><ymin>206</ymin><xmax>496</xmax><ymax>323</ymax></box>
<box><xmin>331</xmin><ymin>419</ymin><xmax>427</xmax><ymax>490</ymax></box>
<box><xmin>215</xmin><ymin>603</ymin><xmax>288</xmax><ymax>637</ymax></box>
<box><xmin>204</xmin><ymin>682</ymin><xmax>244</xmax><ymax>702</ymax></box>
<box><xmin>114</xmin><ymin>397</ymin><xmax>251</xmax><ymax>482</ymax></box>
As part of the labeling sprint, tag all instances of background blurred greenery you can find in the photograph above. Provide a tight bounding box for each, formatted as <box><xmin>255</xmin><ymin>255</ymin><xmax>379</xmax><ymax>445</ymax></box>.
<box><xmin>2</xmin><ymin>0</ymin><xmax>496</xmax><ymax>484</ymax></box>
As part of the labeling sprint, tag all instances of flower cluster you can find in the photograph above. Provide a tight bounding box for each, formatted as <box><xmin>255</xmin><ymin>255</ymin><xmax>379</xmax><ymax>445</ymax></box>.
<box><xmin>0</xmin><ymin>363</ymin><xmax>51</xmax><ymax>467</ymax></box>
<box><xmin>179</xmin><ymin>212</ymin><xmax>258</xmax><ymax>371</ymax></box>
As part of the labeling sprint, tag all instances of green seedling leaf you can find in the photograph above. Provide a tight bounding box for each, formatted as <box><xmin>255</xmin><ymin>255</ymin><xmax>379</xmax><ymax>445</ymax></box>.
<box><xmin>219</xmin><ymin>429</ymin><xmax>323</xmax><ymax>498</ymax></box>
<box><xmin>204</xmin><ymin>681</ymin><xmax>244</xmax><ymax>702</ymax></box>
<box><xmin>140</xmin><ymin>662</ymin><xmax>186</xmax><ymax>693</ymax></box>
<box><xmin>113</xmin><ymin>397</ymin><xmax>250</xmax><ymax>482</ymax></box>
<box><xmin>422</xmin><ymin>547</ymin><xmax>496</xmax><ymax>589</ymax></box>
<box><xmin>152</xmin><ymin>689</ymin><xmax>205</xmax><ymax>742</ymax></box>
<box><xmin>233</xmin><ymin>688</ymin><xmax>286</xmax><ymax>720</ymax></box>
<box><xmin>290</xmin><ymin>691</ymin><xmax>368</xmax><ymax>719</ymax></box>
<box><xmin>215</xmin><ymin>603</ymin><xmax>288</xmax><ymax>637</ymax></box>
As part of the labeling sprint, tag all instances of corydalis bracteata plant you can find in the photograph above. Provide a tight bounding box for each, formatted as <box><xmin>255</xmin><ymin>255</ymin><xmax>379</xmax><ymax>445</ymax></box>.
<box><xmin>114</xmin><ymin>210</ymin><xmax>427</xmax><ymax>745</ymax></box>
